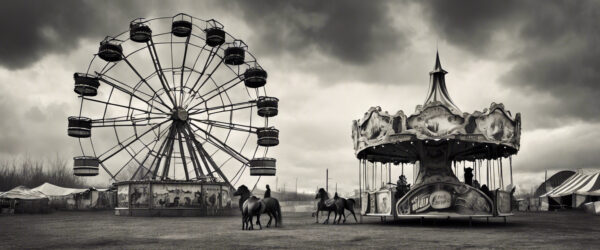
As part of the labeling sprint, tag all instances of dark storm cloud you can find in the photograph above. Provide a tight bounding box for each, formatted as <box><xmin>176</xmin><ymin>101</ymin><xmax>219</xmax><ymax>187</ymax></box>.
<box><xmin>223</xmin><ymin>0</ymin><xmax>405</xmax><ymax>65</ymax></box>
<box><xmin>421</xmin><ymin>0</ymin><xmax>600</xmax><ymax>123</ymax></box>
<box><xmin>420</xmin><ymin>0</ymin><xmax>520</xmax><ymax>55</ymax></box>
<box><xmin>0</xmin><ymin>0</ymin><xmax>153</xmax><ymax>69</ymax></box>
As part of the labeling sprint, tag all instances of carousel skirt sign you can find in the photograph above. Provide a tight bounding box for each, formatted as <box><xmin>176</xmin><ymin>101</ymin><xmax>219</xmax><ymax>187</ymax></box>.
<box><xmin>397</xmin><ymin>183</ymin><xmax>492</xmax><ymax>216</ymax></box>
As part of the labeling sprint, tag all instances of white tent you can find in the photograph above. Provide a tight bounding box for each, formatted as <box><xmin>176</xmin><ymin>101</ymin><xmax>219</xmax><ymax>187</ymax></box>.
<box><xmin>30</xmin><ymin>183</ymin><xmax>114</xmax><ymax>210</ymax></box>
<box><xmin>0</xmin><ymin>186</ymin><xmax>50</xmax><ymax>213</ymax></box>
<box><xmin>0</xmin><ymin>186</ymin><xmax>47</xmax><ymax>200</ymax></box>
<box><xmin>32</xmin><ymin>182</ymin><xmax>88</xmax><ymax>196</ymax></box>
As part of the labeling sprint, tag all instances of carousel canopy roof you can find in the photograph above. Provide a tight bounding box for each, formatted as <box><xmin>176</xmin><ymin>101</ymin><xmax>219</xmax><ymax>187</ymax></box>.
<box><xmin>352</xmin><ymin>52</ymin><xmax>522</xmax><ymax>163</ymax></box>
<box><xmin>424</xmin><ymin>52</ymin><xmax>461</xmax><ymax>114</ymax></box>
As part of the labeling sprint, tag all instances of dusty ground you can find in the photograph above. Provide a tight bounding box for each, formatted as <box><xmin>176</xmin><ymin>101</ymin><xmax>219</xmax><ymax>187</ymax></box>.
<box><xmin>1</xmin><ymin>210</ymin><xmax>599</xmax><ymax>249</ymax></box>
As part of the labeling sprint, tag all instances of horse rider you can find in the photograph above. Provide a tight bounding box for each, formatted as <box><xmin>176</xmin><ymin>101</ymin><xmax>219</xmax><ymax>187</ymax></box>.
<box><xmin>264</xmin><ymin>184</ymin><xmax>271</xmax><ymax>198</ymax></box>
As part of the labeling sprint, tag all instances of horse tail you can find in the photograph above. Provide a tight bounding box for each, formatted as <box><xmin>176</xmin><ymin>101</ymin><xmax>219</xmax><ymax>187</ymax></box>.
<box><xmin>276</xmin><ymin>200</ymin><xmax>283</xmax><ymax>226</ymax></box>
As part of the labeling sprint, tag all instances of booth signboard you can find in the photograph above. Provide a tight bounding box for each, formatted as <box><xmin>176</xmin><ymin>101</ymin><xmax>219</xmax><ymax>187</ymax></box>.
<box><xmin>153</xmin><ymin>183</ymin><xmax>203</xmax><ymax>208</ymax></box>
<box><xmin>361</xmin><ymin>192</ymin><xmax>369</xmax><ymax>215</ymax></box>
<box><xmin>376</xmin><ymin>191</ymin><xmax>392</xmax><ymax>214</ymax></box>
<box><xmin>495</xmin><ymin>190</ymin><xmax>512</xmax><ymax>215</ymax></box>
<box><xmin>130</xmin><ymin>183</ymin><xmax>150</xmax><ymax>208</ymax></box>
<box><xmin>117</xmin><ymin>184</ymin><xmax>129</xmax><ymax>208</ymax></box>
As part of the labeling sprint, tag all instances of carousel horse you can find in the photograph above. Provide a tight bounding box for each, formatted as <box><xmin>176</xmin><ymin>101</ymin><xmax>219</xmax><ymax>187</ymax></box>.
<box><xmin>233</xmin><ymin>185</ymin><xmax>282</xmax><ymax>230</ymax></box>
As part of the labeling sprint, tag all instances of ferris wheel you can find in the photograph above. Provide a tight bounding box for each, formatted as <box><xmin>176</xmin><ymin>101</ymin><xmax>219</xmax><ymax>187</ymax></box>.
<box><xmin>67</xmin><ymin>13</ymin><xmax>278</xmax><ymax>189</ymax></box>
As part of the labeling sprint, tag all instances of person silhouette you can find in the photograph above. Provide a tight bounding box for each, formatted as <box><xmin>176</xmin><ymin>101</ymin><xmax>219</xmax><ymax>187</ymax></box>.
<box><xmin>395</xmin><ymin>175</ymin><xmax>410</xmax><ymax>199</ymax></box>
<box><xmin>264</xmin><ymin>184</ymin><xmax>271</xmax><ymax>198</ymax></box>
<box><xmin>464</xmin><ymin>167</ymin><xmax>474</xmax><ymax>186</ymax></box>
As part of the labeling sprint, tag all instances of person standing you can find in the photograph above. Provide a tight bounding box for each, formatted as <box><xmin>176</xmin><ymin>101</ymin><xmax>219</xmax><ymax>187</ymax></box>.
<box><xmin>464</xmin><ymin>167</ymin><xmax>474</xmax><ymax>186</ymax></box>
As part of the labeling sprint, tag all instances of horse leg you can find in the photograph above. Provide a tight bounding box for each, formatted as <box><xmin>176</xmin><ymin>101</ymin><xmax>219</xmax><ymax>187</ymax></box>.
<box><xmin>266</xmin><ymin>212</ymin><xmax>273</xmax><ymax>228</ymax></box>
<box><xmin>333</xmin><ymin>211</ymin><xmax>338</xmax><ymax>224</ymax></box>
<box><xmin>315</xmin><ymin>209</ymin><xmax>319</xmax><ymax>223</ymax></box>
<box><xmin>249</xmin><ymin>215</ymin><xmax>254</xmax><ymax>230</ymax></box>
<box><xmin>256</xmin><ymin>214</ymin><xmax>262</xmax><ymax>230</ymax></box>
<box><xmin>324</xmin><ymin>210</ymin><xmax>331</xmax><ymax>224</ymax></box>
<box><xmin>242</xmin><ymin>215</ymin><xmax>246</xmax><ymax>230</ymax></box>
<box><xmin>343</xmin><ymin>210</ymin><xmax>347</xmax><ymax>223</ymax></box>
<box><xmin>349</xmin><ymin>208</ymin><xmax>358</xmax><ymax>223</ymax></box>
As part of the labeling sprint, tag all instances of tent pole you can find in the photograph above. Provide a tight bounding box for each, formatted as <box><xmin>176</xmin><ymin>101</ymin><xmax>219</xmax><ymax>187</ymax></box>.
<box><xmin>487</xmin><ymin>160</ymin><xmax>490</xmax><ymax>187</ymax></box>
<box><xmin>389</xmin><ymin>163</ymin><xmax>392</xmax><ymax>183</ymax></box>
<box><xmin>358</xmin><ymin>159</ymin><xmax>362</xmax><ymax>223</ymax></box>
<box><xmin>509</xmin><ymin>156</ymin><xmax>513</xmax><ymax>186</ymax></box>
<box><xmin>499</xmin><ymin>158</ymin><xmax>504</xmax><ymax>189</ymax></box>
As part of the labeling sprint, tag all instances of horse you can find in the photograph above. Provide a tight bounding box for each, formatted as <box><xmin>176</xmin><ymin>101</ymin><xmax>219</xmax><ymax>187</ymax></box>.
<box><xmin>233</xmin><ymin>185</ymin><xmax>282</xmax><ymax>230</ymax></box>
<box><xmin>315</xmin><ymin>188</ymin><xmax>337</xmax><ymax>224</ymax></box>
<box><xmin>332</xmin><ymin>192</ymin><xmax>358</xmax><ymax>224</ymax></box>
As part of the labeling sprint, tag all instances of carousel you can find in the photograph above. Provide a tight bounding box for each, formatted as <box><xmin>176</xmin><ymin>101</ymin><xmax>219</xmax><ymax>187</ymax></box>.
<box><xmin>68</xmin><ymin>14</ymin><xmax>278</xmax><ymax>216</ymax></box>
<box><xmin>352</xmin><ymin>52</ymin><xmax>521</xmax><ymax>222</ymax></box>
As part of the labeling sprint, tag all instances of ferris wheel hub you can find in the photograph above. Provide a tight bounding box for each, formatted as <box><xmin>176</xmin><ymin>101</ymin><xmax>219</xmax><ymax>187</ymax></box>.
<box><xmin>171</xmin><ymin>107</ymin><xmax>188</xmax><ymax>122</ymax></box>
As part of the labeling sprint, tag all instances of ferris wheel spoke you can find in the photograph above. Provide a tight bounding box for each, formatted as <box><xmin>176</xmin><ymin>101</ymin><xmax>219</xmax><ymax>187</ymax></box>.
<box><xmin>188</xmin><ymin>123</ymin><xmax>250</xmax><ymax>164</ymax></box>
<box><xmin>183</xmin><ymin>43</ymin><xmax>208</xmax><ymax>93</ymax></box>
<box><xmin>188</xmin><ymin>100</ymin><xmax>256</xmax><ymax>116</ymax></box>
<box><xmin>180</xmin><ymin>126</ymin><xmax>216</xmax><ymax>179</ymax></box>
<box><xmin>186</xmin><ymin>46</ymin><xmax>219</xmax><ymax>93</ymax></box>
<box><xmin>99</xmin><ymin>73</ymin><xmax>155</xmax><ymax>100</ymax></box>
<box><xmin>147</xmin><ymin>39</ymin><xmax>177</xmax><ymax>107</ymax></box>
<box><xmin>179</xmin><ymin>126</ymin><xmax>205</xmax><ymax>178</ymax></box>
<box><xmin>97</xmin><ymin>75</ymin><xmax>171</xmax><ymax>112</ymax></box>
<box><xmin>81</xmin><ymin>97</ymin><xmax>164</xmax><ymax>116</ymax></box>
<box><xmin>190</xmin><ymin>118</ymin><xmax>257</xmax><ymax>133</ymax></box>
<box><xmin>129</xmin><ymin>126</ymin><xmax>171</xmax><ymax>180</ymax></box>
<box><xmin>113</xmin><ymin>138</ymin><xmax>158</xmax><ymax>179</ymax></box>
<box><xmin>143</xmin><ymin>125</ymin><xmax>176</xmax><ymax>180</ymax></box>
<box><xmin>121</xmin><ymin>58</ymin><xmax>173</xmax><ymax>109</ymax></box>
<box><xmin>178</xmin><ymin>35</ymin><xmax>191</xmax><ymax>107</ymax></box>
<box><xmin>184</xmin><ymin>125</ymin><xmax>234</xmax><ymax>189</ymax></box>
<box><xmin>159</xmin><ymin>126</ymin><xmax>177</xmax><ymax>180</ymax></box>
<box><xmin>186</xmin><ymin>76</ymin><xmax>244</xmax><ymax>111</ymax></box>
<box><xmin>175</xmin><ymin>126</ymin><xmax>190</xmax><ymax>180</ymax></box>
<box><xmin>184</xmin><ymin>47</ymin><xmax>224</xmax><ymax>106</ymax></box>
<box><xmin>91</xmin><ymin>115</ymin><xmax>167</xmax><ymax>127</ymax></box>
<box><xmin>98</xmin><ymin>120</ymin><xmax>169</xmax><ymax>163</ymax></box>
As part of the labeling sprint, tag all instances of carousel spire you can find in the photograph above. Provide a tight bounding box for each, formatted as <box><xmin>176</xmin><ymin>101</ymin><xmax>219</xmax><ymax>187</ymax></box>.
<box><xmin>424</xmin><ymin>51</ymin><xmax>461</xmax><ymax>113</ymax></box>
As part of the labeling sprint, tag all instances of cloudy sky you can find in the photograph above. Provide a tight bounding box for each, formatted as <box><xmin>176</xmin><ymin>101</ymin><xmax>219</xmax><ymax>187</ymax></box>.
<box><xmin>0</xmin><ymin>0</ymin><xmax>598</xmax><ymax>194</ymax></box>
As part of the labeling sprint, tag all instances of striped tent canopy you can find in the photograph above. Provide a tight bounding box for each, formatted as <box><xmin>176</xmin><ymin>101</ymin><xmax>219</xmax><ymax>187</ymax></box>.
<box><xmin>533</xmin><ymin>170</ymin><xmax>575</xmax><ymax>197</ymax></box>
<box><xmin>541</xmin><ymin>169</ymin><xmax>600</xmax><ymax>197</ymax></box>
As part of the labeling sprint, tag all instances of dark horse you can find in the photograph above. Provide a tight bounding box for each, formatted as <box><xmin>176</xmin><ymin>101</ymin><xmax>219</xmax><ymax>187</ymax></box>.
<box><xmin>315</xmin><ymin>188</ymin><xmax>358</xmax><ymax>224</ymax></box>
<box><xmin>233</xmin><ymin>185</ymin><xmax>282</xmax><ymax>230</ymax></box>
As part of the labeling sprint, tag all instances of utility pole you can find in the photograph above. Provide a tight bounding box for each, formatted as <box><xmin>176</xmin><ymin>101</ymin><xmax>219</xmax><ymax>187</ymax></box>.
<box><xmin>326</xmin><ymin>168</ymin><xmax>329</xmax><ymax>193</ymax></box>
<box><xmin>335</xmin><ymin>182</ymin><xmax>337</xmax><ymax>193</ymax></box>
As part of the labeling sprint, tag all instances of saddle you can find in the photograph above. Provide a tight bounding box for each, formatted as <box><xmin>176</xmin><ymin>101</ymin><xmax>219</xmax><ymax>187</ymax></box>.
<box><xmin>324</xmin><ymin>198</ymin><xmax>336</xmax><ymax>207</ymax></box>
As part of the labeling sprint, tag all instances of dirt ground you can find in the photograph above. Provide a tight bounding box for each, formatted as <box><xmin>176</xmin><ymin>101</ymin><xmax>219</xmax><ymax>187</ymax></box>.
<box><xmin>1</xmin><ymin>210</ymin><xmax>599</xmax><ymax>249</ymax></box>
